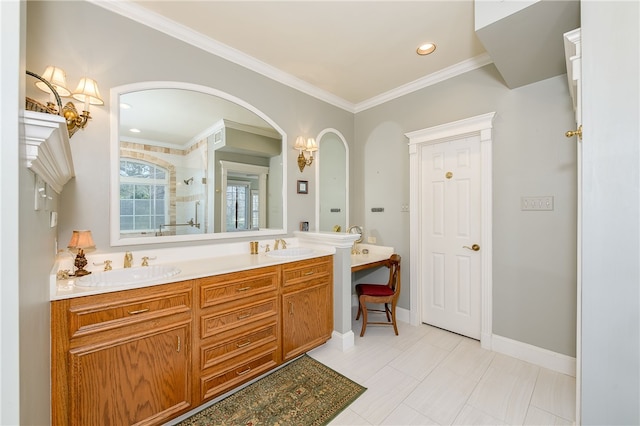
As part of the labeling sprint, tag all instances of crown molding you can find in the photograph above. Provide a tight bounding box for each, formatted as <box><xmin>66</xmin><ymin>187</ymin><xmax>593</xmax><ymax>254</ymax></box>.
<box><xmin>354</xmin><ymin>53</ymin><xmax>493</xmax><ymax>113</ymax></box>
<box><xmin>90</xmin><ymin>0</ymin><xmax>492</xmax><ymax>115</ymax></box>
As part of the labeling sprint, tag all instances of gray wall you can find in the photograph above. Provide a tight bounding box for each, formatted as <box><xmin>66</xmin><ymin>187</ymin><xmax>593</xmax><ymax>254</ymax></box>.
<box><xmin>581</xmin><ymin>1</ymin><xmax>640</xmax><ymax>423</ymax></box>
<box><xmin>354</xmin><ymin>65</ymin><xmax>577</xmax><ymax>357</ymax></box>
<box><xmin>26</xmin><ymin>1</ymin><xmax>355</xmax><ymax>254</ymax></box>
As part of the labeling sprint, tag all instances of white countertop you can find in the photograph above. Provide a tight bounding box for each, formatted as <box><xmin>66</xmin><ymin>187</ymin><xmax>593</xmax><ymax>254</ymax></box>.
<box><xmin>52</xmin><ymin>245</ymin><xmax>334</xmax><ymax>301</ymax></box>
<box><xmin>350</xmin><ymin>243</ymin><xmax>394</xmax><ymax>270</ymax></box>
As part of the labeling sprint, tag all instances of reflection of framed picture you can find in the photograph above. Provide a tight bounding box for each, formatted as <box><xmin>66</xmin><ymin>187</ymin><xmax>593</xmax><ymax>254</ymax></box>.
<box><xmin>297</xmin><ymin>180</ymin><xmax>308</xmax><ymax>194</ymax></box>
<box><xmin>300</xmin><ymin>221</ymin><xmax>309</xmax><ymax>231</ymax></box>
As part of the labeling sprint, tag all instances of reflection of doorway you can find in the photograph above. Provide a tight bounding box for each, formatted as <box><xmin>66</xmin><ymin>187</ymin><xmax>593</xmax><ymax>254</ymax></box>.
<box><xmin>219</xmin><ymin>161</ymin><xmax>268</xmax><ymax>232</ymax></box>
<box><xmin>406</xmin><ymin>112</ymin><xmax>495</xmax><ymax>347</ymax></box>
<box><xmin>226</xmin><ymin>180</ymin><xmax>251</xmax><ymax>231</ymax></box>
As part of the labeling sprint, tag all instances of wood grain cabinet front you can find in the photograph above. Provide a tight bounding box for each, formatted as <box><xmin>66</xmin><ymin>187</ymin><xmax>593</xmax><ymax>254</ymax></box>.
<box><xmin>51</xmin><ymin>257</ymin><xmax>334</xmax><ymax>425</ymax></box>
<box><xmin>194</xmin><ymin>266</ymin><xmax>280</xmax><ymax>403</ymax></box>
<box><xmin>281</xmin><ymin>256</ymin><xmax>333</xmax><ymax>361</ymax></box>
<box><xmin>51</xmin><ymin>281</ymin><xmax>193</xmax><ymax>426</ymax></box>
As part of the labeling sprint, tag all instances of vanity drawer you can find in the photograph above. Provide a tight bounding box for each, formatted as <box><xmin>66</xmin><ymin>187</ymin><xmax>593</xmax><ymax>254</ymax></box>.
<box><xmin>66</xmin><ymin>281</ymin><xmax>192</xmax><ymax>338</ymax></box>
<box><xmin>199</xmin><ymin>266</ymin><xmax>279</xmax><ymax>308</ymax></box>
<box><xmin>200</xmin><ymin>297</ymin><xmax>277</xmax><ymax>339</ymax></box>
<box><xmin>200</xmin><ymin>350</ymin><xmax>278</xmax><ymax>401</ymax></box>
<box><xmin>281</xmin><ymin>256</ymin><xmax>332</xmax><ymax>288</ymax></box>
<box><xmin>200</xmin><ymin>322</ymin><xmax>277</xmax><ymax>370</ymax></box>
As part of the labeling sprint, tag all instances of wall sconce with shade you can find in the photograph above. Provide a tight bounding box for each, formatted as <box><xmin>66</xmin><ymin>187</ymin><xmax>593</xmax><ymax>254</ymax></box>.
<box><xmin>32</xmin><ymin>65</ymin><xmax>104</xmax><ymax>138</ymax></box>
<box><xmin>67</xmin><ymin>230</ymin><xmax>95</xmax><ymax>277</ymax></box>
<box><xmin>295</xmin><ymin>136</ymin><xmax>318</xmax><ymax>172</ymax></box>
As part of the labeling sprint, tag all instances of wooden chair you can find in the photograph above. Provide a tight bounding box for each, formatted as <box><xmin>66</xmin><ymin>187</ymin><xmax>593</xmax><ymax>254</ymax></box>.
<box><xmin>355</xmin><ymin>254</ymin><xmax>401</xmax><ymax>337</ymax></box>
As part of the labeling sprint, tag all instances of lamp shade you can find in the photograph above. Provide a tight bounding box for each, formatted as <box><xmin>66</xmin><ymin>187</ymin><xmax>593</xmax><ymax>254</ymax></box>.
<box><xmin>294</xmin><ymin>136</ymin><xmax>307</xmax><ymax>151</ymax></box>
<box><xmin>305</xmin><ymin>137</ymin><xmax>318</xmax><ymax>152</ymax></box>
<box><xmin>67</xmin><ymin>230</ymin><xmax>96</xmax><ymax>252</ymax></box>
<box><xmin>35</xmin><ymin>65</ymin><xmax>71</xmax><ymax>97</ymax></box>
<box><xmin>72</xmin><ymin>77</ymin><xmax>104</xmax><ymax>106</ymax></box>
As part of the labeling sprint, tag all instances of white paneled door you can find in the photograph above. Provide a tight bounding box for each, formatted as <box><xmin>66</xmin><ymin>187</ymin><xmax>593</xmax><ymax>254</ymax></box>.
<box><xmin>420</xmin><ymin>136</ymin><xmax>481</xmax><ymax>339</ymax></box>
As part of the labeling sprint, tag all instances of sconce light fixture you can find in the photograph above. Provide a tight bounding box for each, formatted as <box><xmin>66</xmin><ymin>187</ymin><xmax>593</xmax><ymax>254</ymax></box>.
<box><xmin>294</xmin><ymin>136</ymin><xmax>318</xmax><ymax>172</ymax></box>
<box><xmin>35</xmin><ymin>65</ymin><xmax>104</xmax><ymax>138</ymax></box>
<box><xmin>67</xmin><ymin>230</ymin><xmax>96</xmax><ymax>277</ymax></box>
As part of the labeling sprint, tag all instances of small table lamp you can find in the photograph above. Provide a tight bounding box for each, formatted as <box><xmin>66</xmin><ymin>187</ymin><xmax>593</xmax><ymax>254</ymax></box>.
<box><xmin>67</xmin><ymin>230</ymin><xmax>95</xmax><ymax>277</ymax></box>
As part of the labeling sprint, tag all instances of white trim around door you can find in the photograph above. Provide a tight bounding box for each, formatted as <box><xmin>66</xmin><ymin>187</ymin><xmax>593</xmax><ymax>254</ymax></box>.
<box><xmin>406</xmin><ymin>112</ymin><xmax>495</xmax><ymax>349</ymax></box>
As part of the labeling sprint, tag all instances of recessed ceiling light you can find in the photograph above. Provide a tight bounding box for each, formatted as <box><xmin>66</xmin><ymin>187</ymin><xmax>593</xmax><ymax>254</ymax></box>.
<box><xmin>129</xmin><ymin>128</ymin><xmax>141</xmax><ymax>133</ymax></box>
<box><xmin>120</xmin><ymin>103</ymin><xmax>131</xmax><ymax>109</ymax></box>
<box><xmin>417</xmin><ymin>42</ymin><xmax>436</xmax><ymax>56</ymax></box>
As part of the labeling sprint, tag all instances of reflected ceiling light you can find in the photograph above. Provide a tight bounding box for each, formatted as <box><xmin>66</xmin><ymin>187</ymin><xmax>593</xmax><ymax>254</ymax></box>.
<box><xmin>294</xmin><ymin>136</ymin><xmax>318</xmax><ymax>172</ymax></box>
<box><xmin>416</xmin><ymin>42</ymin><xmax>437</xmax><ymax>56</ymax></box>
<box><xmin>129</xmin><ymin>128</ymin><xmax>141</xmax><ymax>133</ymax></box>
<box><xmin>33</xmin><ymin>65</ymin><xmax>104</xmax><ymax>138</ymax></box>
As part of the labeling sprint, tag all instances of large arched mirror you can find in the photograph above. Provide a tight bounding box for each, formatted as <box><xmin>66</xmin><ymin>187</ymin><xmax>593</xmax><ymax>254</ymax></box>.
<box><xmin>315</xmin><ymin>129</ymin><xmax>348</xmax><ymax>232</ymax></box>
<box><xmin>110</xmin><ymin>82</ymin><xmax>286</xmax><ymax>246</ymax></box>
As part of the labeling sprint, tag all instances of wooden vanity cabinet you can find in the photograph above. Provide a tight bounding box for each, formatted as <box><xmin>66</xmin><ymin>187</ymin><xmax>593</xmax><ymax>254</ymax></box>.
<box><xmin>281</xmin><ymin>255</ymin><xmax>333</xmax><ymax>361</ymax></box>
<box><xmin>194</xmin><ymin>266</ymin><xmax>280</xmax><ymax>403</ymax></box>
<box><xmin>51</xmin><ymin>281</ymin><xmax>193</xmax><ymax>426</ymax></box>
<box><xmin>51</xmin><ymin>256</ymin><xmax>334</xmax><ymax>425</ymax></box>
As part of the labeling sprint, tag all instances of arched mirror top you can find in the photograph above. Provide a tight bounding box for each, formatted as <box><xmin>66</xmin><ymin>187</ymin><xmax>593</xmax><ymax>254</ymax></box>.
<box><xmin>110</xmin><ymin>81</ymin><xmax>288</xmax><ymax>246</ymax></box>
<box><xmin>315</xmin><ymin>128</ymin><xmax>349</xmax><ymax>233</ymax></box>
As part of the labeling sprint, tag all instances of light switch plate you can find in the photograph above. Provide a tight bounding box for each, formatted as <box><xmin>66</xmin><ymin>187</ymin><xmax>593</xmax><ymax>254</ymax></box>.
<box><xmin>521</xmin><ymin>196</ymin><xmax>554</xmax><ymax>211</ymax></box>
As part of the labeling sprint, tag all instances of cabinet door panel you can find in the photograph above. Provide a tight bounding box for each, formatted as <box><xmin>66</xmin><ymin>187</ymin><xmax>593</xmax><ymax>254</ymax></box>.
<box><xmin>282</xmin><ymin>284</ymin><xmax>332</xmax><ymax>360</ymax></box>
<box><xmin>70</xmin><ymin>324</ymin><xmax>191</xmax><ymax>426</ymax></box>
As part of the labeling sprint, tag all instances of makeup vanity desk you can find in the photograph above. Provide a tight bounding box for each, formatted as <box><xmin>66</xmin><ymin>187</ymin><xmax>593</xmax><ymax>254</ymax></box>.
<box><xmin>350</xmin><ymin>244</ymin><xmax>394</xmax><ymax>272</ymax></box>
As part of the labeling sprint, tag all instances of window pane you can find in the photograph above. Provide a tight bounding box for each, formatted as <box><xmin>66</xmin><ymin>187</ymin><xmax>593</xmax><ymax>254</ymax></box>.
<box><xmin>134</xmin><ymin>216</ymin><xmax>150</xmax><ymax>230</ymax></box>
<box><xmin>120</xmin><ymin>216</ymin><xmax>133</xmax><ymax>231</ymax></box>
<box><xmin>120</xmin><ymin>184</ymin><xmax>134</xmax><ymax>199</ymax></box>
<box><xmin>135</xmin><ymin>199</ymin><xmax>151</xmax><ymax>215</ymax></box>
<box><xmin>120</xmin><ymin>199</ymin><xmax>133</xmax><ymax>215</ymax></box>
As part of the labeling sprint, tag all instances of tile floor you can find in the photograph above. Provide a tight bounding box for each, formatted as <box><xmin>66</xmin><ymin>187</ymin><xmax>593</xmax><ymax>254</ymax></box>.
<box><xmin>308</xmin><ymin>312</ymin><xmax>576</xmax><ymax>425</ymax></box>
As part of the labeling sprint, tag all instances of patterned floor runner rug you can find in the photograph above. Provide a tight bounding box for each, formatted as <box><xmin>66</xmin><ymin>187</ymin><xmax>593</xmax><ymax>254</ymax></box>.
<box><xmin>177</xmin><ymin>354</ymin><xmax>366</xmax><ymax>426</ymax></box>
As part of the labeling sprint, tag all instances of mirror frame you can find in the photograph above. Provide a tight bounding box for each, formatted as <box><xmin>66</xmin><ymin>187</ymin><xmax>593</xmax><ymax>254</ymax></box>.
<box><xmin>110</xmin><ymin>81</ymin><xmax>288</xmax><ymax>246</ymax></box>
<box><xmin>315</xmin><ymin>128</ymin><xmax>349</xmax><ymax>232</ymax></box>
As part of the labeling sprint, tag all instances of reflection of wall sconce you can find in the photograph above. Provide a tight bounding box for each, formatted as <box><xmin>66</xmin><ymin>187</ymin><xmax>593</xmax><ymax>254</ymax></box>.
<box><xmin>34</xmin><ymin>66</ymin><xmax>104</xmax><ymax>138</ymax></box>
<box><xmin>67</xmin><ymin>230</ymin><xmax>96</xmax><ymax>277</ymax></box>
<box><xmin>294</xmin><ymin>136</ymin><xmax>318</xmax><ymax>172</ymax></box>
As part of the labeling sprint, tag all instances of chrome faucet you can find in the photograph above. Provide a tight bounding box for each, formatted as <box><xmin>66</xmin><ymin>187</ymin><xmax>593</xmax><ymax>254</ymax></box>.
<box><xmin>124</xmin><ymin>252</ymin><xmax>133</xmax><ymax>268</ymax></box>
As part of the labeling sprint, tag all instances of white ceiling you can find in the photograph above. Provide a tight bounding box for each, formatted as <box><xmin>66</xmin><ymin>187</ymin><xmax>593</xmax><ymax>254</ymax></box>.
<box><xmin>97</xmin><ymin>0</ymin><xmax>493</xmax><ymax>112</ymax></box>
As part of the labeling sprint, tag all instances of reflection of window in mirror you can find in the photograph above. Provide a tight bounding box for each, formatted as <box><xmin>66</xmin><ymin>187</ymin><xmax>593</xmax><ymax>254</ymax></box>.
<box><xmin>251</xmin><ymin>190</ymin><xmax>260</xmax><ymax>229</ymax></box>
<box><xmin>120</xmin><ymin>159</ymin><xmax>168</xmax><ymax>235</ymax></box>
<box><xmin>226</xmin><ymin>180</ymin><xmax>260</xmax><ymax>231</ymax></box>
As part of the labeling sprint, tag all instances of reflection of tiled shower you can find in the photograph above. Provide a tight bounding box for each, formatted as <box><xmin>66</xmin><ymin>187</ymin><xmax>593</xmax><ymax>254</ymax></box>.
<box><xmin>159</xmin><ymin>200</ymin><xmax>201</xmax><ymax>236</ymax></box>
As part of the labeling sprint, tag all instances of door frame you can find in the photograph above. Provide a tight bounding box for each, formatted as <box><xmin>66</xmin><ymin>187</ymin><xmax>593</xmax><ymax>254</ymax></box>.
<box><xmin>406</xmin><ymin>112</ymin><xmax>495</xmax><ymax>349</ymax></box>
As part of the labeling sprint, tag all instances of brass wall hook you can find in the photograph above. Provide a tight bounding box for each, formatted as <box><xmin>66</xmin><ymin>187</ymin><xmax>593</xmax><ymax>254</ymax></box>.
<box><xmin>565</xmin><ymin>125</ymin><xmax>582</xmax><ymax>140</ymax></box>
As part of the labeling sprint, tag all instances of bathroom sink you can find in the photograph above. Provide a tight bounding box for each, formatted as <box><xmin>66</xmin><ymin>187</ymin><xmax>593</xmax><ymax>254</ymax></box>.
<box><xmin>266</xmin><ymin>247</ymin><xmax>315</xmax><ymax>258</ymax></box>
<box><xmin>76</xmin><ymin>264</ymin><xmax>181</xmax><ymax>287</ymax></box>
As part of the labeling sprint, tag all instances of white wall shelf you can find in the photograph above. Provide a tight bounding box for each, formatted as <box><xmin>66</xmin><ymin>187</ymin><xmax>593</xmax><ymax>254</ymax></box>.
<box><xmin>22</xmin><ymin>110</ymin><xmax>74</xmax><ymax>194</ymax></box>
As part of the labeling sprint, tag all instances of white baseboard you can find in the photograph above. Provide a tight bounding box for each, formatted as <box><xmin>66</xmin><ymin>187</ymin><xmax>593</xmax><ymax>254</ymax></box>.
<box><xmin>327</xmin><ymin>330</ymin><xmax>355</xmax><ymax>352</ymax></box>
<box><xmin>489</xmin><ymin>334</ymin><xmax>576</xmax><ymax>377</ymax></box>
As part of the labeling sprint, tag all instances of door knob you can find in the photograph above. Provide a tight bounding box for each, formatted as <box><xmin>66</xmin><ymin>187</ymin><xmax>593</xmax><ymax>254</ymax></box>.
<box><xmin>463</xmin><ymin>244</ymin><xmax>480</xmax><ymax>251</ymax></box>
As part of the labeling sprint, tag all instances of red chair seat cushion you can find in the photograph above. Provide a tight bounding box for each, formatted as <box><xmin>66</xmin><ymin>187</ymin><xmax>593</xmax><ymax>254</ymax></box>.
<box><xmin>356</xmin><ymin>283</ymin><xmax>394</xmax><ymax>297</ymax></box>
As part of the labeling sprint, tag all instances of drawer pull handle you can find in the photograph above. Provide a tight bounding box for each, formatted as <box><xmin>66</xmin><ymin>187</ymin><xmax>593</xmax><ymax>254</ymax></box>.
<box><xmin>236</xmin><ymin>340</ymin><xmax>251</xmax><ymax>348</ymax></box>
<box><xmin>304</xmin><ymin>271</ymin><xmax>314</xmax><ymax>276</ymax></box>
<box><xmin>237</xmin><ymin>313</ymin><xmax>251</xmax><ymax>320</ymax></box>
<box><xmin>289</xmin><ymin>301</ymin><xmax>294</xmax><ymax>315</ymax></box>
<box><xmin>177</xmin><ymin>336</ymin><xmax>181</xmax><ymax>352</ymax></box>
<box><xmin>128</xmin><ymin>308</ymin><xmax>150</xmax><ymax>315</ymax></box>
<box><xmin>236</xmin><ymin>367</ymin><xmax>251</xmax><ymax>376</ymax></box>
<box><xmin>236</xmin><ymin>286</ymin><xmax>252</xmax><ymax>292</ymax></box>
